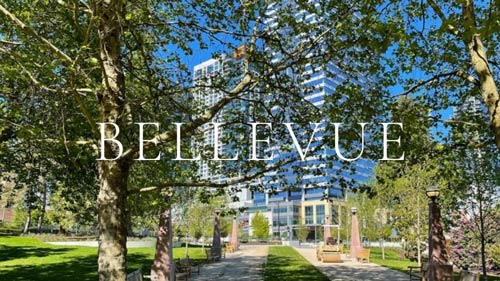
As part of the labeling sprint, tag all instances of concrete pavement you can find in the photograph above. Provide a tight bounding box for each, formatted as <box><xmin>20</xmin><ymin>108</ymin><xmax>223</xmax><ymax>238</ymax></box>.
<box><xmin>190</xmin><ymin>245</ymin><xmax>268</xmax><ymax>281</ymax></box>
<box><xmin>294</xmin><ymin>246</ymin><xmax>410</xmax><ymax>281</ymax></box>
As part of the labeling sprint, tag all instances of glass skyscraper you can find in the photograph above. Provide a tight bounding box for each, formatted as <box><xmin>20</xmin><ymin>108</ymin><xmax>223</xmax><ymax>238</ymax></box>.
<box><xmin>192</xmin><ymin>2</ymin><xmax>374</xmax><ymax>240</ymax></box>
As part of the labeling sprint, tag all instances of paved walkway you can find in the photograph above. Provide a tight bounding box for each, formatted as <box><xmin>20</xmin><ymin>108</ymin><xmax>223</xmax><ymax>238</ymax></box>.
<box><xmin>294</xmin><ymin>246</ymin><xmax>410</xmax><ymax>281</ymax></box>
<box><xmin>190</xmin><ymin>245</ymin><xmax>268</xmax><ymax>281</ymax></box>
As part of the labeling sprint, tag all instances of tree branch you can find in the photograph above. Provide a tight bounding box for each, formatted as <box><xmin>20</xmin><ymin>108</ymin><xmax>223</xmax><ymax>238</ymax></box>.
<box><xmin>129</xmin><ymin>141</ymin><xmax>327</xmax><ymax>194</ymax></box>
<box><xmin>396</xmin><ymin>70</ymin><xmax>477</xmax><ymax>97</ymax></box>
<box><xmin>123</xmin><ymin>15</ymin><xmax>334</xmax><ymax>160</ymax></box>
<box><xmin>121</xmin><ymin>73</ymin><xmax>256</xmax><ymax>159</ymax></box>
<box><xmin>0</xmin><ymin>4</ymin><xmax>99</xmax><ymax>136</ymax></box>
<box><xmin>0</xmin><ymin>3</ymin><xmax>74</xmax><ymax>64</ymax></box>
<box><xmin>427</xmin><ymin>0</ymin><xmax>460</xmax><ymax>36</ymax></box>
<box><xmin>0</xmin><ymin>39</ymin><xmax>21</xmax><ymax>45</ymax></box>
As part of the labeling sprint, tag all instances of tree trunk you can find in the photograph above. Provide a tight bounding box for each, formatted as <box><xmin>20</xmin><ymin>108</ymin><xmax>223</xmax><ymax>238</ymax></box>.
<box><xmin>126</xmin><ymin>208</ymin><xmax>134</xmax><ymax>237</ymax></box>
<box><xmin>97</xmin><ymin>161</ymin><xmax>129</xmax><ymax>281</ymax></box>
<box><xmin>466</xmin><ymin>34</ymin><xmax>500</xmax><ymax>149</ymax></box>
<box><xmin>23</xmin><ymin>206</ymin><xmax>31</xmax><ymax>234</ymax></box>
<box><xmin>185</xmin><ymin>232</ymin><xmax>189</xmax><ymax>257</ymax></box>
<box><xmin>151</xmin><ymin>207</ymin><xmax>174</xmax><ymax>281</ymax></box>
<box><xmin>381</xmin><ymin>239</ymin><xmax>385</xmax><ymax>260</ymax></box>
<box><xmin>479</xmin><ymin>199</ymin><xmax>487</xmax><ymax>278</ymax></box>
<box><xmin>37</xmin><ymin>182</ymin><xmax>47</xmax><ymax>233</ymax></box>
<box><xmin>417</xmin><ymin>196</ymin><xmax>421</xmax><ymax>266</ymax></box>
<box><xmin>94</xmin><ymin>1</ymin><xmax>129</xmax><ymax>280</ymax></box>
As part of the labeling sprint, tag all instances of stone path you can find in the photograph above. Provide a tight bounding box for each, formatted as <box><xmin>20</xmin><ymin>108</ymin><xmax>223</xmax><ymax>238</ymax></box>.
<box><xmin>294</xmin><ymin>246</ymin><xmax>410</xmax><ymax>281</ymax></box>
<box><xmin>190</xmin><ymin>245</ymin><xmax>268</xmax><ymax>281</ymax></box>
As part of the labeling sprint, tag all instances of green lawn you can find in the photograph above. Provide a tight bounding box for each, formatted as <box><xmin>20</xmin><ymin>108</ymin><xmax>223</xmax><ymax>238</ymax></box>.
<box><xmin>370</xmin><ymin>247</ymin><xmax>500</xmax><ymax>281</ymax></box>
<box><xmin>370</xmin><ymin>247</ymin><xmax>418</xmax><ymax>274</ymax></box>
<box><xmin>264</xmin><ymin>246</ymin><xmax>329</xmax><ymax>281</ymax></box>
<box><xmin>0</xmin><ymin>236</ymin><xmax>206</xmax><ymax>281</ymax></box>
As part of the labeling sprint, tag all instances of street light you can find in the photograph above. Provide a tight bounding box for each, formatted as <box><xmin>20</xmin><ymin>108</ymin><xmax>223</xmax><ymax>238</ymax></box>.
<box><xmin>426</xmin><ymin>186</ymin><xmax>452</xmax><ymax>281</ymax></box>
<box><xmin>426</xmin><ymin>185</ymin><xmax>440</xmax><ymax>201</ymax></box>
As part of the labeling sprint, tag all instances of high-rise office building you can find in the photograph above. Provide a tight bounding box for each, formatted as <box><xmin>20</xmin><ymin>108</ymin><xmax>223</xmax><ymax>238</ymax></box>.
<box><xmin>192</xmin><ymin>3</ymin><xmax>374</xmax><ymax>240</ymax></box>
<box><xmin>453</xmin><ymin>96</ymin><xmax>484</xmax><ymax>117</ymax></box>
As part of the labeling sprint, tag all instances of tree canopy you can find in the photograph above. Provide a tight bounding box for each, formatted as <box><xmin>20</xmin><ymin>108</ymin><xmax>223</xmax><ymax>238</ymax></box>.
<box><xmin>2</xmin><ymin>0</ymin><xmax>500</xmax><ymax>280</ymax></box>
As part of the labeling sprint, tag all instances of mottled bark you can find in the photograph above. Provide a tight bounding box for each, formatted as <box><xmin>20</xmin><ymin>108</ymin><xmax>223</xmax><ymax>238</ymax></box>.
<box><xmin>462</xmin><ymin>0</ymin><xmax>500</xmax><ymax>149</ymax></box>
<box><xmin>97</xmin><ymin>160</ymin><xmax>129</xmax><ymax>281</ymax></box>
<box><xmin>94</xmin><ymin>1</ymin><xmax>129</xmax><ymax>280</ymax></box>
<box><xmin>467</xmin><ymin>35</ymin><xmax>500</xmax><ymax>148</ymax></box>
<box><xmin>23</xmin><ymin>207</ymin><xmax>31</xmax><ymax>234</ymax></box>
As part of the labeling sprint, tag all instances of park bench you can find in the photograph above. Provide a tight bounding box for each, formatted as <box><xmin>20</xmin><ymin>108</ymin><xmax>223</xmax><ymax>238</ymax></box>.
<box><xmin>205</xmin><ymin>248</ymin><xmax>218</xmax><ymax>262</ymax></box>
<box><xmin>126</xmin><ymin>269</ymin><xmax>143</xmax><ymax>281</ymax></box>
<box><xmin>408</xmin><ymin>262</ymin><xmax>428</xmax><ymax>281</ymax></box>
<box><xmin>408</xmin><ymin>263</ymin><xmax>454</xmax><ymax>281</ymax></box>
<box><xmin>358</xmin><ymin>248</ymin><xmax>370</xmax><ymax>263</ymax></box>
<box><xmin>225</xmin><ymin>243</ymin><xmax>236</xmax><ymax>253</ymax></box>
<box><xmin>322</xmin><ymin>251</ymin><xmax>342</xmax><ymax>263</ymax></box>
<box><xmin>175</xmin><ymin>267</ymin><xmax>189</xmax><ymax>281</ymax></box>
<box><xmin>458</xmin><ymin>270</ymin><xmax>480</xmax><ymax>281</ymax></box>
<box><xmin>316</xmin><ymin>242</ymin><xmax>343</xmax><ymax>262</ymax></box>
<box><xmin>176</xmin><ymin>256</ymin><xmax>200</xmax><ymax>277</ymax></box>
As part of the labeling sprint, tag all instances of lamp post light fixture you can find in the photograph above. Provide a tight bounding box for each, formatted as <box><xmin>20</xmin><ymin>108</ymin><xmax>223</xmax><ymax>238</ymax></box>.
<box><xmin>426</xmin><ymin>185</ymin><xmax>440</xmax><ymax>202</ymax></box>
<box><xmin>426</xmin><ymin>186</ymin><xmax>452</xmax><ymax>281</ymax></box>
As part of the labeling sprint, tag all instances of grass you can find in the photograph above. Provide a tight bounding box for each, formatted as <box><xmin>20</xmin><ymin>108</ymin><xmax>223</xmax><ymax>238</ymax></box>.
<box><xmin>0</xmin><ymin>236</ymin><xmax>207</xmax><ymax>281</ymax></box>
<box><xmin>264</xmin><ymin>246</ymin><xmax>329</xmax><ymax>281</ymax></box>
<box><xmin>370</xmin><ymin>247</ymin><xmax>418</xmax><ymax>274</ymax></box>
<box><xmin>370</xmin><ymin>247</ymin><xmax>500</xmax><ymax>281</ymax></box>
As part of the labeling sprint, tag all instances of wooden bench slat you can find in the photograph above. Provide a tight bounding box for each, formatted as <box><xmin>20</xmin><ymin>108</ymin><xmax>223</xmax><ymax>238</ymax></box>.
<box><xmin>358</xmin><ymin>248</ymin><xmax>370</xmax><ymax>263</ymax></box>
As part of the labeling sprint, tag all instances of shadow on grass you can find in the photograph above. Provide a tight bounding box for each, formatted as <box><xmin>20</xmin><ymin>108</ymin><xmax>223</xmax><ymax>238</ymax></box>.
<box><xmin>0</xmin><ymin>236</ymin><xmax>210</xmax><ymax>281</ymax></box>
<box><xmin>0</xmin><ymin>245</ymin><xmax>73</xmax><ymax>262</ymax></box>
<box><xmin>0</xmin><ymin>254</ymin><xmax>98</xmax><ymax>281</ymax></box>
<box><xmin>0</xmin><ymin>250</ymin><xmax>154</xmax><ymax>281</ymax></box>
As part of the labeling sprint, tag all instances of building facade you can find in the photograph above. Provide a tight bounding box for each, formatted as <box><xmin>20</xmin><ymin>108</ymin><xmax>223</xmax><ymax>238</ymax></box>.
<box><xmin>192</xmin><ymin>3</ymin><xmax>374</xmax><ymax>240</ymax></box>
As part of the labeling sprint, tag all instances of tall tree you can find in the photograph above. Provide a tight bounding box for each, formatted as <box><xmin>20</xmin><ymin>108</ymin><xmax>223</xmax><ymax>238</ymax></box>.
<box><xmin>371</xmin><ymin>96</ymin><xmax>448</xmax><ymax>264</ymax></box>
<box><xmin>251</xmin><ymin>211</ymin><xmax>269</xmax><ymax>239</ymax></box>
<box><xmin>376</xmin><ymin>0</ymin><xmax>500</xmax><ymax>149</ymax></box>
<box><xmin>446</xmin><ymin>110</ymin><xmax>500</xmax><ymax>277</ymax></box>
<box><xmin>0</xmin><ymin>1</ymin><xmax>404</xmax><ymax>280</ymax></box>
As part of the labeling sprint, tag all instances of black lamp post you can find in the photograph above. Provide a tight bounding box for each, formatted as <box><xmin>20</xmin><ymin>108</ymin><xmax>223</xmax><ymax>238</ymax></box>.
<box><xmin>211</xmin><ymin>207</ymin><xmax>222</xmax><ymax>261</ymax></box>
<box><xmin>426</xmin><ymin>186</ymin><xmax>452</xmax><ymax>281</ymax></box>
